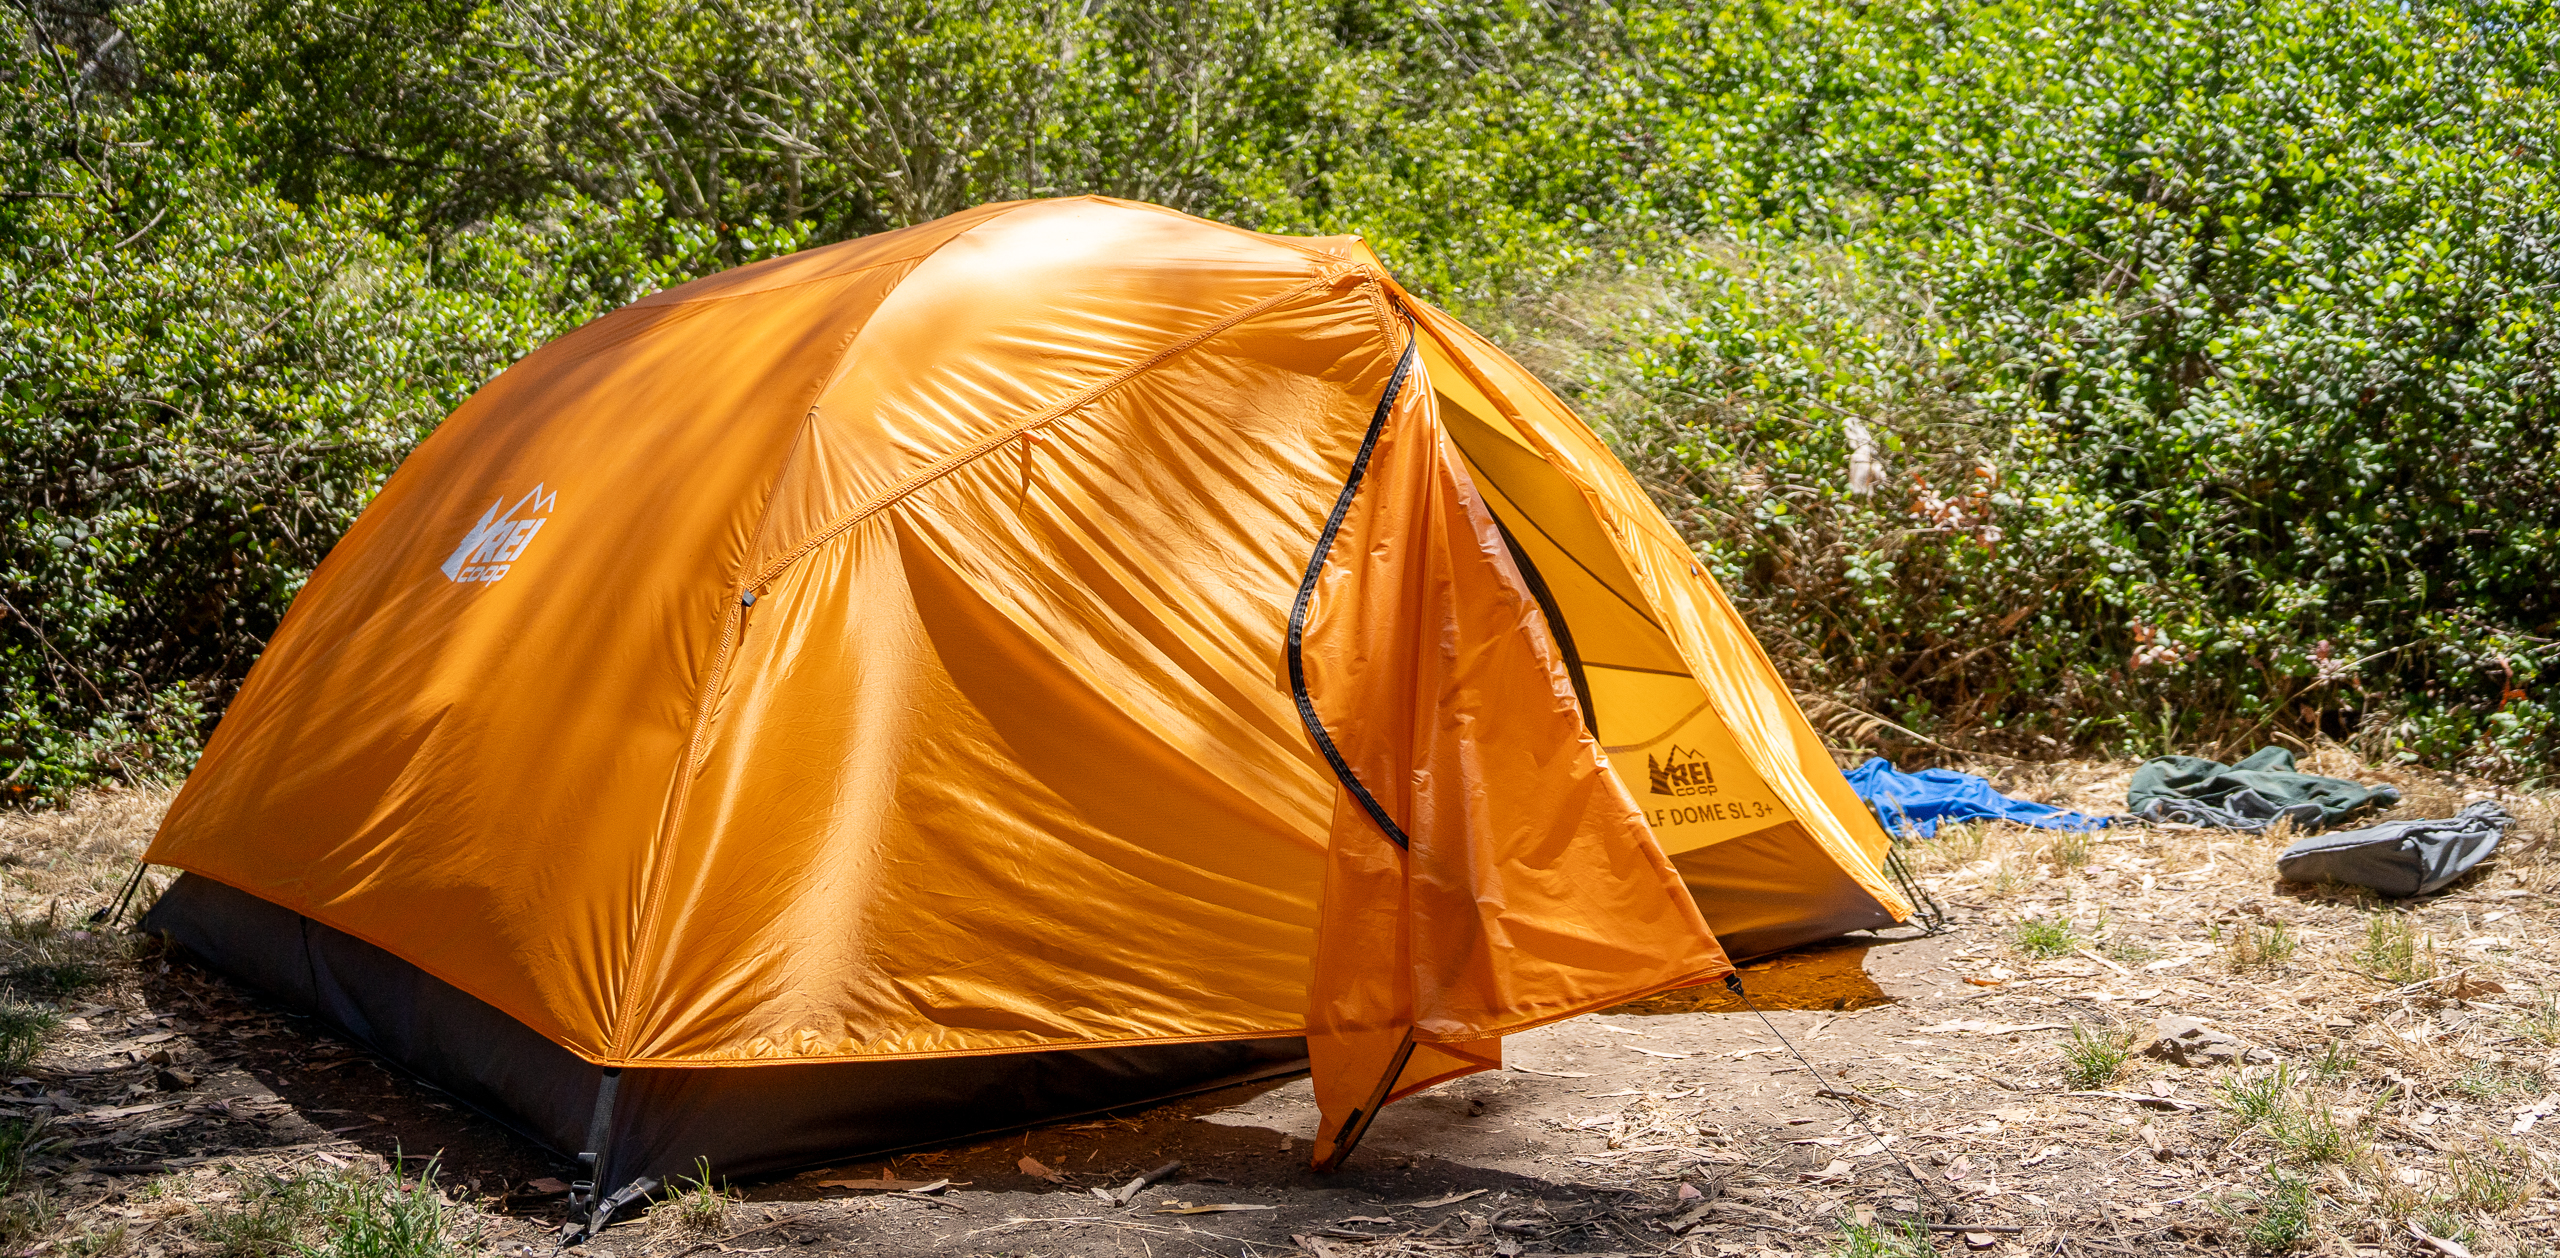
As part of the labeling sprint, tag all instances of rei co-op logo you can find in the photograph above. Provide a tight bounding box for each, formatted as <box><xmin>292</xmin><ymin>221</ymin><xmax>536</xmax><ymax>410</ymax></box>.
<box><xmin>1646</xmin><ymin>745</ymin><xmax>1717</xmax><ymax>797</ymax></box>
<box><xmin>440</xmin><ymin>484</ymin><xmax>557</xmax><ymax>585</ymax></box>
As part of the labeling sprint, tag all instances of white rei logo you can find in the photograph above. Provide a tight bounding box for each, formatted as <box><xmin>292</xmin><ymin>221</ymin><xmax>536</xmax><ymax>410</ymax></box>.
<box><xmin>441</xmin><ymin>484</ymin><xmax>557</xmax><ymax>584</ymax></box>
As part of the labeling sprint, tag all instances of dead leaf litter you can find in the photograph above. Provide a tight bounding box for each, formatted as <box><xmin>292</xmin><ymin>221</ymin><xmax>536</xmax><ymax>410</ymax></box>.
<box><xmin>3</xmin><ymin>752</ymin><xmax>2557</xmax><ymax>1254</ymax></box>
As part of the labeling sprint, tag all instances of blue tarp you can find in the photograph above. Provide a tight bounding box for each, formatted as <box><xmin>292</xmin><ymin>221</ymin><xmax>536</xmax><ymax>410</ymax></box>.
<box><xmin>1844</xmin><ymin>757</ymin><xmax>2113</xmax><ymax>840</ymax></box>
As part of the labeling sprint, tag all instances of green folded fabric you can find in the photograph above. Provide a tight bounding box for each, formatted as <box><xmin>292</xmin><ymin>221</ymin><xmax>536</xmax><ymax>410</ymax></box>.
<box><xmin>2128</xmin><ymin>746</ymin><xmax>2400</xmax><ymax>832</ymax></box>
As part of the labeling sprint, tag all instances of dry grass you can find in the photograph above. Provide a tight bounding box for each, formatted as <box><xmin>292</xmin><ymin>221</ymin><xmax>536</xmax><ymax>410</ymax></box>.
<box><xmin>1893</xmin><ymin>741</ymin><xmax>2560</xmax><ymax>1255</ymax></box>
<box><xmin>0</xmin><ymin>783</ymin><xmax>176</xmax><ymax>925</ymax></box>
<box><xmin>3</xmin><ymin>745</ymin><xmax>2558</xmax><ymax>1256</ymax></box>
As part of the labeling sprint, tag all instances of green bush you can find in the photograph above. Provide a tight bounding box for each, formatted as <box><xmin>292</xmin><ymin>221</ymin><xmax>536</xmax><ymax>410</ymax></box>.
<box><xmin>3</xmin><ymin>0</ymin><xmax>2555</xmax><ymax>794</ymax></box>
<box><xmin>1501</xmin><ymin>0</ymin><xmax>2560</xmax><ymax>777</ymax></box>
<box><xmin>2012</xmin><ymin>916</ymin><xmax>2080</xmax><ymax>958</ymax></box>
<box><xmin>1</xmin><ymin>1</ymin><xmax>730</xmax><ymax>802</ymax></box>
<box><xmin>196</xmin><ymin>1174</ymin><xmax>315</xmax><ymax>1258</ymax></box>
<box><xmin>2226</xmin><ymin>1169</ymin><xmax>2316</xmax><ymax>1252</ymax></box>
<box><xmin>2061</xmin><ymin>1022</ymin><xmax>2134</xmax><ymax>1089</ymax></box>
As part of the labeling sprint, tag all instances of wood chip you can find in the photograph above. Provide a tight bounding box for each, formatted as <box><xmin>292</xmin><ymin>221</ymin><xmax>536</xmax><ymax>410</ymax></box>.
<box><xmin>817</xmin><ymin>1175</ymin><xmax>962</xmax><ymax>1192</ymax></box>
<box><xmin>2075</xmin><ymin>946</ymin><xmax>2133</xmax><ymax>976</ymax></box>
<box><xmin>1913</xmin><ymin>1021</ymin><xmax>2069</xmax><ymax>1036</ymax></box>
<box><xmin>1111</xmin><ymin>1159</ymin><xmax>1183</xmax><ymax>1206</ymax></box>
<box><xmin>2511</xmin><ymin>1094</ymin><xmax>2558</xmax><ymax>1134</ymax></box>
<box><xmin>2410</xmin><ymin>1221</ymin><xmax>2475</xmax><ymax>1258</ymax></box>
<box><xmin>74</xmin><ymin>1101</ymin><xmax>175</xmax><ymax>1123</ymax></box>
<box><xmin>2065</xmin><ymin>1090</ymin><xmax>2205</xmax><ymax>1111</ymax></box>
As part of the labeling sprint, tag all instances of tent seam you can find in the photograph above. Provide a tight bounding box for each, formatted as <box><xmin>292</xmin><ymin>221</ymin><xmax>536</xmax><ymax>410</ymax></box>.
<box><xmin>149</xmin><ymin>861</ymin><xmax>618</xmax><ymax>1062</ymax></box>
<box><xmin>1475</xmin><ymin>467</ymin><xmax>1669</xmax><ymax>633</ymax></box>
<box><xmin>608</xmin><ymin>208</ymin><xmax>1047</xmax><ymax>1061</ymax></box>
<box><xmin>588</xmin><ymin>1024</ymin><xmax>1312</xmax><ymax>1070</ymax></box>
<box><xmin>739</xmin><ymin>273</ymin><xmax>1338</xmax><ymax>593</ymax></box>
<box><xmin>610</xmin><ymin>266</ymin><xmax>1344</xmax><ymax>1062</ymax></box>
<box><xmin>149</xmin><ymin>864</ymin><xmax>1314</xmax><ymax>1072</ymax></box>
<box><xmin>629</xmin><ymin>250</ymin><xmax>946</xmax><ymax>310</ymax></box>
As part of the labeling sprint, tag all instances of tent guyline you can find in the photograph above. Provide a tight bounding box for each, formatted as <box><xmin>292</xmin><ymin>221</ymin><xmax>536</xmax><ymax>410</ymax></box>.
<box><xmin>134</xmin><ymin>197</ymin><xmax>1916</xmax><ymax>1205</ymax></box>
<box><xmin>1724</xmin><ymin>974</ymin><xmax>1960</xmax><ymax>1229</ymax></box>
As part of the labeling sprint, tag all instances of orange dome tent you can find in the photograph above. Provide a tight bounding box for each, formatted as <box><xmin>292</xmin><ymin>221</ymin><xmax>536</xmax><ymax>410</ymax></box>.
<box><xmin>141</xmin><ymin>198</ymin><xmax>1909</xmax><ymax>1216</ymax></box>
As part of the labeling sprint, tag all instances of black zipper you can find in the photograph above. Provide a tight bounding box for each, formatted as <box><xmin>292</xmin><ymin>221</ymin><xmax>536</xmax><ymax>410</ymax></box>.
<box><xmin>1286</xmin><ymin>336</ymin><xmax>1419</xmax><ymax>850</ymax></box>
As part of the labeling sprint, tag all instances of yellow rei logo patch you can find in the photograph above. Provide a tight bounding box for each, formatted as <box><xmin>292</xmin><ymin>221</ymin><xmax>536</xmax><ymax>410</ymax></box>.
<box><xmin>441</xmin><ymin>485</ymin><xmax>557</xmax><ymax>585</ymax></box>
<box><xmin>1647</xmin><ymin>744</ymin><xmax>1716</xmax><ymax>796</ymax></box>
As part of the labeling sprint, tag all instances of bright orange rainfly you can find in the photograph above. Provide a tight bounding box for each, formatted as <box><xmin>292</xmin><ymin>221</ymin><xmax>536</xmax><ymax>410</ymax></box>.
<box><xmin>140</xmin><ymin>198</ymin><xmax>1908</xmax><ymax>1217</ymax></box>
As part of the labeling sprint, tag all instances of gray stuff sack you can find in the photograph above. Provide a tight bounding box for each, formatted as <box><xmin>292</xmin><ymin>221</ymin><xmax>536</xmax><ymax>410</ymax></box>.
<box><xmin>2275</xmin><ymin>801</ymin><xmax>2512</xmax><ymax>897</ymax></box>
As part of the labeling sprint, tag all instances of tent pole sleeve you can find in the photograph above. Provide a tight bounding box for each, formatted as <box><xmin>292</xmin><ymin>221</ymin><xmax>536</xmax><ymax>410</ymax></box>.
<box><xmin>584</xmin><ymin>1066</ymin><xmax>621</xmax><ymax>1166</ymax></box>
<box><xmin>576</xmin><ymin>1067</ymin><xmax>622</xmax><ymax>1218</ymax></box>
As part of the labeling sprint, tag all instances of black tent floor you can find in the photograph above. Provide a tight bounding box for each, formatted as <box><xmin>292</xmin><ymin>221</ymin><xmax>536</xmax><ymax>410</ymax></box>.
<box><xmin>141</xmin><ymin>873</ymin><xmax>1311</xmax><ymax>1191</ymax></box>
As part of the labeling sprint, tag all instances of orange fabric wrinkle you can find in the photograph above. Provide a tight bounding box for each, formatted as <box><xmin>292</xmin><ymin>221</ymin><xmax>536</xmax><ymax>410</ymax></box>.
<box><xmin>1299</xmin><ymin>357</ymin><xmax>1729</xmax><ymax>1166</ymax></box>
<box><xmin>148</xmin><ymin>267</ymin><xmax>897</xmax><ymax>1059</ymax></box>
<box><xmin>609</xmin><ymin>280</ymin><xmax>1400</xmax><ymax>1064</ymax></box>
<box><xmin>145</xmin><ymin>199</ymin><xmax>1872</xmax><ymax>1104</ymax></box>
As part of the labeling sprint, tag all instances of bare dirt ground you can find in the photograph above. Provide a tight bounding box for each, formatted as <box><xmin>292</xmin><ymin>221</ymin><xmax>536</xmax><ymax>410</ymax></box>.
<box><xmin>5</xmin><ymin>750</ymin><xmax>2559</xmax><ymax>1257</ymax></box>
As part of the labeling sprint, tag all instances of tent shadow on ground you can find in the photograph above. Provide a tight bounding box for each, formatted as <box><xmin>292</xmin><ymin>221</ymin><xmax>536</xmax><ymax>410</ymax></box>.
<box><xmin>126</xmin><ymin>936</ymin><xmax>1889</xmax><ymax>1249</ymax></box>
<box><xmin>137</xmin><ymin>951</ymin><xmax>1564</xmax><ymax>1205</ymax></box>
<box><xmin>133</xmin><ymin>961</ymin><xmax>577</xmax><ymax>1203</ymax></box>
<box><xmin>1603</xmin><ymin>935</ymin><xmax>1903</xmax><ymax>1016</ymax></box>
<box><xmin>758</xmin><ymin>1071</ymin><xmax>1589</xmax><ymax>1210</ymax></box>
